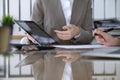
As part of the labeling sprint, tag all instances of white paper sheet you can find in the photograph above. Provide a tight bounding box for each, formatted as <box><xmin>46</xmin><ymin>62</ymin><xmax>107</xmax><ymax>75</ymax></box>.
<box><xmin>53</xmin><ymin>45</ymin><xmax>107</xmax><ymax>49</ymax></box>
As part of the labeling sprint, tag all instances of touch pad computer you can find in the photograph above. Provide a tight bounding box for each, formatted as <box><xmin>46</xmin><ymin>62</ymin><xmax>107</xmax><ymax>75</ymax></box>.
<box><xmin>15</xmin><ymin>20</ymin><xmax>58</xmax><ymax>48</ymax></box>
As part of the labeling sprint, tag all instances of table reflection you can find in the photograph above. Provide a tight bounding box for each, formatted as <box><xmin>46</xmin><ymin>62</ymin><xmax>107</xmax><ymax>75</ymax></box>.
<box><xmin>0</xmin><ymin>46</ymin><xmax>120</xmax><ymax>80</ymax></box>
<box><xmin>31</xmin><ymin>50</ymin><xmax>92</xmax><ymax>80</ymax></box>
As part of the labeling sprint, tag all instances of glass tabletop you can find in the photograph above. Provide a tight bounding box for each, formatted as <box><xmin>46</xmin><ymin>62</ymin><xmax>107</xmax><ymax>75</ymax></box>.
<box><xmin>0</xmin><ymin>46</ymin><xmax>120</xmax><ymax>80</ymax></box>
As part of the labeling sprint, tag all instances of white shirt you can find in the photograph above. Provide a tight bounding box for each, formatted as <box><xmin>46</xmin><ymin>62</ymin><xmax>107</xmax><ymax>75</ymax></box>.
<box><xmin>60</xmin><ymin>0</ymin><xmax>73</xmax><ymax>25</ymax></box>
<box><xmin>60</xmin><ymin>0</ymin><xmax>74</xmax><ymax>80</ymax></box>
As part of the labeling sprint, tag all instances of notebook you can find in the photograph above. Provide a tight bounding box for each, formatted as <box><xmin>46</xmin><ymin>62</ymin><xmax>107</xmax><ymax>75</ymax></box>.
<box><xmin>14</xmin><ymin>20</ymin><xmax>58</xmax><ymax>49</ymax></box>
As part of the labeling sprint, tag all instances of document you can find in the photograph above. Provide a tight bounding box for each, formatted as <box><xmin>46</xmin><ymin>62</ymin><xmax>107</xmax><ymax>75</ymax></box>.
<box><xmin>53</xmin><ymin>44</ymin><xmax>107</xmax><ymax>49</ymax></box>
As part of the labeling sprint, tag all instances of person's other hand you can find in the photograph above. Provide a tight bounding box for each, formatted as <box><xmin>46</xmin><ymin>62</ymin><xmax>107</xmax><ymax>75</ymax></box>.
<box><xmin>54</xmin><ymin>51</ymin><xmax>80</xmax><ymax>62</ymax></box>
<box><xmin>54</xmin><ymin>24</ymin><xmax>80</xmax><ymax>40</ymax></box>
<box><xmin>93</xmin><ymin>29</ymin><xmax>119</xmax><ymax>46</ymax></box>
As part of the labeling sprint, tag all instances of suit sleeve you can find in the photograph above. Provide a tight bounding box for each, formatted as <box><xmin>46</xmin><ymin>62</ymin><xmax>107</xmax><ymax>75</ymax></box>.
<box><xmin>72</xmin><ymin>0</ymin><xmax>93</xmax><ymax>44</ymax></box>
<box><xmin>31</xmin><ymin>0</ymin><xmax>44</xmax><ymax>27</ymax></box>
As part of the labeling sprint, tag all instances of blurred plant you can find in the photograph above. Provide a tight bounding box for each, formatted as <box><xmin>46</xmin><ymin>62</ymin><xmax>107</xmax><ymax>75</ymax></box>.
<box><xmin>1</xmin><ymin>15</ymin><xmax>14</xmax><ymax>26</ymax></box>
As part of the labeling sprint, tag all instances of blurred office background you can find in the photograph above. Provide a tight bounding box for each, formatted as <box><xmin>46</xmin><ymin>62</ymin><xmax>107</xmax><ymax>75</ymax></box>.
<box><xmin>0</xmin><ymin>0</ymin><xmax>120</xmax><ymax>36</ymax></box>
<box><xmin>0</xmin><ymin>0</ymin><xmax>120</xmax><ymax>80</ymax></box>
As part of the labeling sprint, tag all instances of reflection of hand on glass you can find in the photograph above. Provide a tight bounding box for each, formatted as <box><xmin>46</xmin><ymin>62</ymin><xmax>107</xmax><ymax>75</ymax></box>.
<box><xmin>54</xmin><ymin>51</ymin><xmax>80</xmax><ymax>62</ymax></box>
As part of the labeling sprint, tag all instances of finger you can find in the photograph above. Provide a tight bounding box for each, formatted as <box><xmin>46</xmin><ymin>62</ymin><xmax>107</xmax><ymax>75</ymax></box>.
<box><xmin>97</xmin><ymin>38</ymin><xmax>105</xmax><ymax>43</ymax></box>
<box><xmin>63</xmin><ymin>58</ymin><xmax>74</xmax><ymax>62</ymax></box>
<box><xmin>93</xmin><ymin>29</ymin><xmax>103</xmax><ymax>35</ymax></box>
<box><xmin>56</xmin><ymin>34</ymin><xmax>72</xmax><ymax>40</ymax></box>
<box><xmin>63</xmin><ymin>58</ymin><xmax>71</xmax><ymax>62</ymax></box>
<box><xmin>97</xmin><ymin>28</ymin><xmax>104</xmax><ymax>31</ymax></box>
<box><xmin>93</xmin><ymin>29</ymin><xmax>97</xmax><ymax>35</ymax></box>
<box><xmin>54</xmin><ymin>54</ymin><xmax>67</xmax><ymax>57</ymax></box>
<box><xmin>55</xmin><ymin>32</ymin><xmax>72</xmax><ymax>39</ymax></box>
<box><xmin>54</xmin><ymin>30</ymin><xmax>70</xmax><ymax>35</ymax></box>
<box><xmin>96</xmin><ymin>36</ymin><xmax>105</xmax><ymax>41</ymax></box>
<box><xmin>96</xmin><ymin>36</ymin><xmax>105</xmax><ymax>44</ymax></box>
<box><xmin>54</xmin><ymin>54</ymin><xmax>62</xmax><ymax>57</ymax></box>
<box><xmin>62</xmin><ymin>26</ymin><xmax>68</xmax><ymax>30</ymax></box>
<box><xmin>62</xmin><ymin>25</ymin><xmax>72</xmax><ymax>30</ymax></box>
<box><xmin>56</xmin><ymin>33</ymin><xmax>70</xmax><ymax>37</ymax></box>
<box><xmin>54</xmin><ymin>53</ymin><xmax>71</xmax><ymax>57</ymax></box>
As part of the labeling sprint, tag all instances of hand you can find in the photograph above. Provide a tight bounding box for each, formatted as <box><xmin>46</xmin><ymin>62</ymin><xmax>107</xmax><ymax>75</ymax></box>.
<box><xmin>54</xmin><ymin>51</ymin><xmax>80</xmax><ymax>62</ymax></box>
<box><xmin>93</xmin><ymin>29</ymin><xmax>119</xmax><ymax>46</ymax></box>
<box><xmin>25</xmin><ymin>33</ymin><xmax>37</xmax><ymax>43</ymax></box>
<box><xmin>54</xmin><ymin>24</ymin><xmax>80</xmax><ymax>40</ymax></box>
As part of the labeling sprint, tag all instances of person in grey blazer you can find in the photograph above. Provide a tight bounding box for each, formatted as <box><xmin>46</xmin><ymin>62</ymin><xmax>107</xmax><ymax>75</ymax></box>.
<box><xmin>31</xmin><ymin>0</ymin><xmax>93</xmax><ymax>44</ymax></box>
<box><xmin>30</xmin><ymin>0</ymin><xmax>93</xmax><ymax>80</ymax></box>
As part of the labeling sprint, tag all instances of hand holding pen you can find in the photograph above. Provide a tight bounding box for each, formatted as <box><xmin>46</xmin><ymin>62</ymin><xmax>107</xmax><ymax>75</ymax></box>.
<box><xmin>93</xmin><ymin>28</ymin><xmax>120</xmax><ymax>46</ymax></box>
<box><xmin>94</xmin><ymin>28</ymin><xmax>114</xmax><ymax>36</ymax></box>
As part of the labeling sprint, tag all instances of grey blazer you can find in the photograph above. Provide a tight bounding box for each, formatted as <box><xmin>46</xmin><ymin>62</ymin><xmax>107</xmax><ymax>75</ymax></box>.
<box><xmin>31</xmin><ymin>0</ymin><xmax>93</xmax><ymax>44</ymax></box>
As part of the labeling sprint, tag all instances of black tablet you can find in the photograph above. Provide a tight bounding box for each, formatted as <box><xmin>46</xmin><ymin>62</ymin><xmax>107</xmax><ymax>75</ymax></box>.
<box><xmin>15</xmin><ymin>20</ymin><xmax>58</xmax><ymax>46</ymax></box>
<box><xmin>9</xmin><ymin>43</ymin><xmax>55</xmax><ymax>50</ymax></box>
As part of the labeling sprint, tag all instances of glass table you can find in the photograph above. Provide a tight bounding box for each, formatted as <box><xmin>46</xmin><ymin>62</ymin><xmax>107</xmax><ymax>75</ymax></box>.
<box><xmin>0</xmin><ymin>45</ymin><xmax>120</xmax><ymax>80</ymax></box>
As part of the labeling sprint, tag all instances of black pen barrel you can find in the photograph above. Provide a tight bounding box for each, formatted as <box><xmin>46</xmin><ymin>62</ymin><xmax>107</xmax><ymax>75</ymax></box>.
<box><xmin>103</xmin><ymin>28</ymin><xmax>114</xmax><ymax>32</ymax></box>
